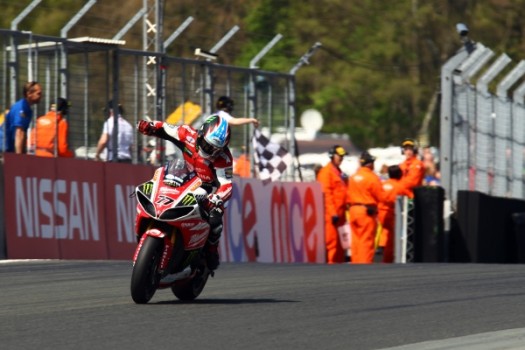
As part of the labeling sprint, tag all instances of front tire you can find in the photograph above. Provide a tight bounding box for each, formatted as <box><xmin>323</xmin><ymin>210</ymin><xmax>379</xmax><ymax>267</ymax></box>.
<box><xmin>130</xmin><ymin>236</ymin><xmax>163</xmax><ymax>304</ymax></box>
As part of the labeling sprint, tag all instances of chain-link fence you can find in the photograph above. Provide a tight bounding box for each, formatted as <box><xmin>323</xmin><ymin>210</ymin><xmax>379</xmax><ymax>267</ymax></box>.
<box><xmin>0</xmin><ymin>29</ymin><xmax>296</xmax><ymax>176</ymax></box>
<box><xmin>440</xmin><ymin>42</ymin><xmax>525</xmax><ymax>208</ymax></box>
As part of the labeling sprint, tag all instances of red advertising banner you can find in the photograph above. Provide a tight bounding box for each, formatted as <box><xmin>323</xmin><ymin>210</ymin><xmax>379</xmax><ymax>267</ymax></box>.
<box><xmin>104</xmin><ymin>163</ymin><xmax>153</xmax><ymax>260</ymax></box>
<box><xmin>2</xmin><ymin>154</ymin><xmax>325</xmax><ymax>263</ymax></box>
<box><xmin>4</xmin><ymin>154</ymin><xmax>62</xmax><ymax>259</ymax></box>
<box><xmin>3</xmin><ymin>154</ymin><xmax>154</xmax><ymax>260</ymax></box>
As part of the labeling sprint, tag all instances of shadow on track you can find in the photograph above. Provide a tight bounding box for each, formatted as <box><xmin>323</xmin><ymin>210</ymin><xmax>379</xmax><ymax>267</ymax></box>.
<box><xmin>153</xmin><ymin>298</ymin><xmax>299</xmax><ymax>305</ymax></box>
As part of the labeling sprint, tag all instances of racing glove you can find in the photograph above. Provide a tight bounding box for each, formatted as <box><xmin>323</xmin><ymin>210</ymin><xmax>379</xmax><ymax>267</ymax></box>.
<box><xmin>205</xmin><ymin>194</ymin><xmax>224</xmax><ymax>227</ymax></box>
<box><xmin>137</xmin><ymin>120</ymin><xmax>163</xmax><ymax>136</ymax></box>
<box><xmin>207</xmin><ymin>194</ymin><xmax>224</xmax><ymax>214</ymax></box>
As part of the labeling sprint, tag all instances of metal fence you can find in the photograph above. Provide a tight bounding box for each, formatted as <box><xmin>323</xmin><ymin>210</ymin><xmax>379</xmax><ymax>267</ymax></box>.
<box><xmin>0</xmin><ymin>29</ymin><xmax>296</xmax><ymax>175</ymax></box>
<box><xmin>440</xmin><ymin>42</ymin><xmax>525</xmax><ymax>209</ymax></box>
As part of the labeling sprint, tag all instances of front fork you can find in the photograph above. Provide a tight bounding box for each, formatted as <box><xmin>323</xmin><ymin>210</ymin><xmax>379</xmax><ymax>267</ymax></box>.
<box><xmin>133</xmin><ymin>227</ymin><xmax>176</xmax><ymax>274</ymax></box>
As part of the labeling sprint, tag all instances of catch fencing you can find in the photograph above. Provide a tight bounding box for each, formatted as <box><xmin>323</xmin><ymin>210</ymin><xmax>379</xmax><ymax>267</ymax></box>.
<box><xmin>0</xmin><ymin>29</ymin><xmax>297</xmax><ymax>175</ymax></box>
<box><xmin>440</xmin><ymin>42</ymin><xmax>525</xmax><ymax>209</ymax></box>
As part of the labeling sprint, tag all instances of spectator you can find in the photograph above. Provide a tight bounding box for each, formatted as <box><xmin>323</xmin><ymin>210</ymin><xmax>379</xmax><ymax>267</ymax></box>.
<box><xmin>215</xmin><ymin>96</ymin><xmax>259</xmax><ymax>127</ymax></box>
<box><xmin>317</xmin><ymin>145</ymin><xmax>349</xmax><ymax>264</ymax></box>
<box><xmin>423</xmin><ymin>162</ymin><xmax>441</xmax><ymax>186</ymax></box>
<box><xmin>95</xmin><ymin>101</ymin><xmax>133</xmax><ymax>163</ymax></box>
<box><xmin>233</xmin><ymin>146</ymin><xmax>251</xmax><ymax>177</ymax></box>
<box><xmin>4</xmin><ymin>81</ymin><xmax>43</xmax><ymax>154</ymax></box>
<box><xmin>399</xmin><ymin>138</ymin><xmax>425</xmax><ymax>197</ymax></box>
<box><xmin>377</xmin><ymin>165</ymin><xmax>411</xmax><ymax>263</ymax></box>
<box><xmin>347</xmin><ymin>151</ymin><xmax>386</xmax><ymax>264</ymax></box>
<box><xmin>0</xmin><ymin>108</ymin><xmax>8</xmax><ymax>152</ymax></box>
<box><xmin>30</xmin><ymin>97</ymin><xmax>74</xmax><ymax>158</ymax></box>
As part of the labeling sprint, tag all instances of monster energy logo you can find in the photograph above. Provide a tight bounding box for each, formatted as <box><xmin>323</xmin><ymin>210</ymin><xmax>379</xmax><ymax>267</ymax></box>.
<box><xmin>143</xmin><ymin>182</ymin><xmax>153</xmax><ymax>195</ymax></box>
<box><xmin>180</xmin><ymin>194</ymin><xmax>196</xmax><ymax>206</ymax></box>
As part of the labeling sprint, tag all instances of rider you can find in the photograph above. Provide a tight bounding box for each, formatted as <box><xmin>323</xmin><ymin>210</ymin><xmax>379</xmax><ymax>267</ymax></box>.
<box><xmin>137</xmin><ymin>115</ymin><xmax>233</xmax><ymax>271</ymax></box>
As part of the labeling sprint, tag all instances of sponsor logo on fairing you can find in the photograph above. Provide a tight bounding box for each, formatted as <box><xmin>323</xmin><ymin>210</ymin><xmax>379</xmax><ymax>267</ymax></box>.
<box><xmin>188</xmin><ymin>231</ymin><xmax>208</xmax><ymax>246</ymax></box>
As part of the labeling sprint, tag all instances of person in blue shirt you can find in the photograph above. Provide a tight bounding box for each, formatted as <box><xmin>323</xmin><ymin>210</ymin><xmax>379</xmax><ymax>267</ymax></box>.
<box><xmin>4</xmin><ymin>81</ymin><xmax>43</xmax><ymax>153</ymax></box>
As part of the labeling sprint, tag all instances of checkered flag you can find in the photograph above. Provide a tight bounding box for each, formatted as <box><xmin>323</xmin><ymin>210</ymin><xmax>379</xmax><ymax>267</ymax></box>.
<box><xmin>252</xmin><ymin>129</ymin><xmax>292</xmax><ymax>184</ymax></box>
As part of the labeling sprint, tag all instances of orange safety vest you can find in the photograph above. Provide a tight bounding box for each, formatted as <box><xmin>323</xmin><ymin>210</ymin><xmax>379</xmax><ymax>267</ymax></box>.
<box><xmin>317</xmin><ymin>162</ymin><xmax>348</xmax><ymax>219</ymax></box>
<box><xmin>347</xmin><ymin>166</ymin><xmax>385</xmax><ymax>206</ymax></box>
<box><xmin>399</xmin><ymin>157</ymin><xmax>425</xmax><ymax>197</ymax></box>
<box><xmin>31</xmin><ymin>111</ymin><xmax>74</xmax><ymax>158</ymax></box>
<box><xmin>234</xmin><ymin>154</ymin><xmax>251</xmax><ymax>178</ymax></box>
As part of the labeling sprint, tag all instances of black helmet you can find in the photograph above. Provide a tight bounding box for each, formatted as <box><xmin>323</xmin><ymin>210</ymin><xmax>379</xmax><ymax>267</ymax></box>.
<box><xmin>197</xmin><ymin>115</ymin><xmax>231</xmax><ymax>159</ymax></box>
<box><xmin>55</xmin><ymin>97</ymin><xmax>69</xmax><ymax>114</ymax></box>
<box><xmin>360</xmin><ymin>151</ymin><xmax>376</xmax><ymax>166</ymax></box>
<box><xmin>216</xmin><ymin>96</ymin><xmax>234</xmax><ymax>113</ymax></box>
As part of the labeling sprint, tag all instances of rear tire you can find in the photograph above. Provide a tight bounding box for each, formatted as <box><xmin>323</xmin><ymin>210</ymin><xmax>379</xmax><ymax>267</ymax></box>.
<box><xmin>171</xmin><ymin>266</ymin><xmax>210</xmax><ymax>301</ymax></box>
<box><xmin>130</xmin><ymin>236</ymin><xmax>163</xmax><ymax>304</ymax></box>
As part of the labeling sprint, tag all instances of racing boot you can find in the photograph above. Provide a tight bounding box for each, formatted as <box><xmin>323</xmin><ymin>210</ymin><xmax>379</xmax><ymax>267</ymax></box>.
<box><xmin>205</xmin><ymin>223</ymin><xmax>222</xmax><ymax>271</ymax></box>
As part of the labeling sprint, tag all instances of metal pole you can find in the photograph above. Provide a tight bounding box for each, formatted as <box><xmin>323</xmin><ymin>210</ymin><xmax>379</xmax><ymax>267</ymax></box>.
<box><xmin>60</xmin><ymin>0</ymin><xmax>97</xmax><ymax>38</ymax></box>
<box><xmin>113</xmin><ymin>8</ymin><xmax>147</xmax><ymax>41</ymax></box>
<box><xmin>249</xmin><ymin>34</ymin><xmax>283</xmax><ymax>69</ymax></box>
<box><xmin>289</xmin><ymin>42</ymin><xmax>322</xmax><ymax>75</ymax></box>
<box><xmin>439</xmin><ymin>49</ymin><xmax>469</xmax><ymax>206</ymax></box>
<box><xmin>9</xmin><ymin>0</ymin><xmax>42</xmax><ymax>105</ymax></box>
<box><xmin>210</xmin><ymin>25</ymin><xmax>240</xmax><ymax>54</ymax></box>
<box><xmin>60</xmin><ymin>0</ymin><xmax>97</xmax><ymax>97</ymax></box>
<box><xmin>11</xmin><ymin>0</ymin><xmax>42</xmax><ymax>30</ymax></box>
<box><xmin>199</xmin><ymin>25</ymin><xmax>241</xmax><ymax>117</ymax></box>
<box><xmin>288</xmin><ymin>42</ymin><xmax>322</xmax><ymax>180</ymax></box>
<box><xmin>163</xmin><ymin>16</ymin><xmax>194</xmax><ymax>49</ymax></box>
<box><xmin>112</xmin><ymin>50</ymin><xmax>120</xmax><ymax>162</ymax></box>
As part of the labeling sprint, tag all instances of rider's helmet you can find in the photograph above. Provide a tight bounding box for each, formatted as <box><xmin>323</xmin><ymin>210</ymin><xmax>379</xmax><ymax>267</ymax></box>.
<box><xmin>216</xmin><ymin>96</ymin><xmax>234</xmax><ymax>113</ymax></box>
<box><xmin>197</xmin><ymin>115</ymin><xmax>231</xmax><ymax>159</ymax></box>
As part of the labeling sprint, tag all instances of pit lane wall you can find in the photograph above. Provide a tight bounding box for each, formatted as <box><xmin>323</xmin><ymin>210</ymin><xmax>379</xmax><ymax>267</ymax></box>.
<box><xmin>0</xmin><ymin>154</ymin><xmax>325</xmax><ymax>263</ymax></box>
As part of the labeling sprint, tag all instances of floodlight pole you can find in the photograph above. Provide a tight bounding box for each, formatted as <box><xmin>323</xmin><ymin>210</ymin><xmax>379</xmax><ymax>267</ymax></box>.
<box><xmin>288</xmin><ymin>42</ymin><xmax>322</xmax><ymax>181</ymax></box>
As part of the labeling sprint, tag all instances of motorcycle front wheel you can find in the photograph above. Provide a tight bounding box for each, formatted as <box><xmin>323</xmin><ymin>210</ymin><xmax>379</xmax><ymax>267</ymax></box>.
<box><xmin>130</xmin><ymin>236</ymin><xmax>163</xmax><ymax>304</ymax></box>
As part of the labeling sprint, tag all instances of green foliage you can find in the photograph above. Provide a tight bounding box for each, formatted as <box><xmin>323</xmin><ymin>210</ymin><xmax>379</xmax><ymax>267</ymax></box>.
<box><xmin>2</xmin><ymin>0</ymin><xmax>524</xmax><ymax>149</ymax></box>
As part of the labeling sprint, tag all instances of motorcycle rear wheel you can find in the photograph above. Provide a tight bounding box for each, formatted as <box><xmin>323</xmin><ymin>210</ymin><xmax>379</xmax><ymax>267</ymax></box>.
<box><xmin>130</xmin><ymin>236</ymin><xmax>163</xmax><ymax>304</ymax></box>
<box><xmin>171</xmin><ymin>266</ymin><xmax>210</xmax><ymax>301</ymax></box>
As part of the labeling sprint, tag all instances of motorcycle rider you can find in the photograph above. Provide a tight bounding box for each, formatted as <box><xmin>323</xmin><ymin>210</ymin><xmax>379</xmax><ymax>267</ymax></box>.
<box><xmin>137</xmin><ymin>115</ymin><xmax>233</xmax><ymax>271</ymax></box>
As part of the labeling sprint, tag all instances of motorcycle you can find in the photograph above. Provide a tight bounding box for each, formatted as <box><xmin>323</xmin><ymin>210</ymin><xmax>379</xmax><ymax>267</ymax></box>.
<box><xmin>130</xmin><ymin>157</ymin><xmax>213</xmax><ymax>304</ymax></box>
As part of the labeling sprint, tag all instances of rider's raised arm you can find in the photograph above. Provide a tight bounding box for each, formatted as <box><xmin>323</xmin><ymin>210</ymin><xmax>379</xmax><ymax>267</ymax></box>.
<box><xmin>137</xmin><ymin>120</ymin><xmax>186</xmax><ymax>150</ymax></box>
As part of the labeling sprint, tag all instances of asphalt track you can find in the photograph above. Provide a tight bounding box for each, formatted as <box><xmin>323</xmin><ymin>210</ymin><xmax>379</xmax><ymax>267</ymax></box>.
<box><xmin>2</xmin><ymin>261</ymin><xmax>525</xmax><ymax>350</ymax></box>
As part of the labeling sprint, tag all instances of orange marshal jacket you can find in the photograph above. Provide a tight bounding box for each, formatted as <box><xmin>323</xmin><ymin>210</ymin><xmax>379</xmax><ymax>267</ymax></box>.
<box><xmin>378</xmin><ymin>178</ymin><xmax>412</xmax><ymax>220</ymax></box>
<box><xmin>347</xmin><ymin>166</ymin><xmax>386</xmax><ymax>206</ymax></box>
<box><xmin>317</xmin><ymin>162</ymin><xmax>348</xmax><ymax>219</ymax></box>
<box><xmin>31</xmin><ymin>111</ymin><xmax>74</xmax><ymax>158</ymax></box>
<box><xmin>399</xmin><ymin>157</ymin><xmax>425</xmax><ymax>197</ymax></box>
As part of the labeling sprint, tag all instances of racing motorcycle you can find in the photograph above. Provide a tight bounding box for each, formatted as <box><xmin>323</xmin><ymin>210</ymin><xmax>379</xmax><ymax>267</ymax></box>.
<box><xmin>130</xmin><ymin>157</ymin><xmax>213</xmax><ymax>304</ymax></box>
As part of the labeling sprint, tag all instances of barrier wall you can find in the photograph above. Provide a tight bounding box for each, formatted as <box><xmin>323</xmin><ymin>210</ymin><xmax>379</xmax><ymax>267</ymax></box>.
<box><xmin>0</xmin><ymin>154</ymin><xmax>325</xmax><ymax>263</ymax></box>
<box><xmin>452</xmin><ymin>190</ymin><xmax>525</xmax><ymax>263</ymax></box>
